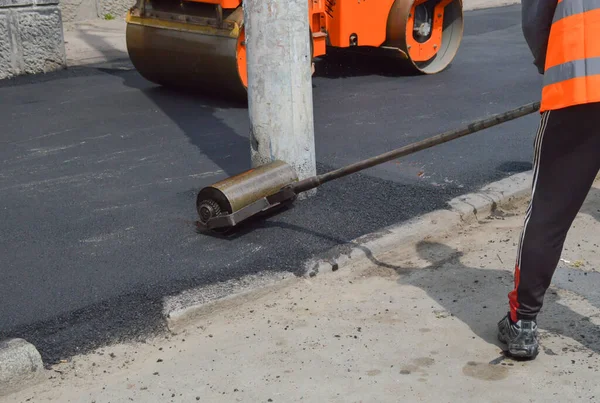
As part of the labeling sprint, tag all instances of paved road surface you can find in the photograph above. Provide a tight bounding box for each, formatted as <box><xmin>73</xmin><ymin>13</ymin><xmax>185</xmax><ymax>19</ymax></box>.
<box><xmin>0</xmin><ymin>5</ymin><xmax>542</xmax><ymax>362</ymax></box>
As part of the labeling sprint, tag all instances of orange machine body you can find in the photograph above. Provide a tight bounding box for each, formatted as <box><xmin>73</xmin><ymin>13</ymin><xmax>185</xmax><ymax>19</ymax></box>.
<box><xmin>125</xmin><ymin>0</ymin><xmax>464</xmax><ymax>100</ymax></box>
<box><xmin>189</xmin><ymin>0</ymin><xmax>449</xmax><ymax>62</ymax></box>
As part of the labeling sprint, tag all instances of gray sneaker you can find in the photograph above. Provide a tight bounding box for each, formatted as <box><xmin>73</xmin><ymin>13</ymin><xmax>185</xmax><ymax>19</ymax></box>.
<box><xmin>497</xmin><ymin>313</ymin><xmax>539</xmax><ymax>359</ymax></box>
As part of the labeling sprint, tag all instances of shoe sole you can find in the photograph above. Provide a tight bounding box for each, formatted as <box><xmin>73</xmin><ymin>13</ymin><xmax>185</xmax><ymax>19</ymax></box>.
<box><xmin>498</xmin><ymin>333</ymin><xmax>539</xmax><ymax>359</ymax></box>
<box><xmin>507</xmin><ymin>346</ymin><xmax>539</xmax><ymax>359</ymax></box>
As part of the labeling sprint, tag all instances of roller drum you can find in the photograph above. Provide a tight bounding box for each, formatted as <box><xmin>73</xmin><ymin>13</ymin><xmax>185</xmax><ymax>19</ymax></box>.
<box><xmin>196</xmin><ymin>160</ymin><xmax>298</xmax><ymax>223</ymax></box>
<box><xmin>126</xmin><ymin>16</ymin><xmax>247</xmax><ymax>100</ymax></box>
<box><xmin>385</xmin><ymin>0</ymin><xmax>464</xmax><ymax>74</ymax></box>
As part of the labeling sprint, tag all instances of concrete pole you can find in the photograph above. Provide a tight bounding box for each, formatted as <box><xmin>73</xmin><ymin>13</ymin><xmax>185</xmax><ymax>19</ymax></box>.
<box><xmin>243</xmin><ymin>0</ymin><xmax>317</xmax><ymax>198</ymax></box>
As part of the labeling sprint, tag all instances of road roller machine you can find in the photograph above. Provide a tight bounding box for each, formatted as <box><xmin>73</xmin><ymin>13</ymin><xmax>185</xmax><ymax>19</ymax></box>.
<box><xmin>125</xmin><ymin>0</ymin><xmax>464</xmax><ymax>100</ymax></box>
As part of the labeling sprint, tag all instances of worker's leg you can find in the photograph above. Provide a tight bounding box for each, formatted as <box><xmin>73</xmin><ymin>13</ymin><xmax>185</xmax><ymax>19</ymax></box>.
<box><xmin>511</xmin><ymin>103</ymin><xmax>600</xmax><ymax>320</ymax></box>
<box><xmin>498</xmin><ymin>102</ymin><xmax>600</xmax><ymax>358</ymax></box>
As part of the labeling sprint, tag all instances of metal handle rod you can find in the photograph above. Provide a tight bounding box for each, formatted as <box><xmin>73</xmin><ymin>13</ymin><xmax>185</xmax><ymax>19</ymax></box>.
<box><xmin>291</xmin><ymin>101</ymin><xmax>541</xmax><ymax>194</ymax></box>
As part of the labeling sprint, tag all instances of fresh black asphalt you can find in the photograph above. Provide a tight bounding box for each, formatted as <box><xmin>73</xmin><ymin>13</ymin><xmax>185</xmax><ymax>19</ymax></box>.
<box><xmin>0</xmin><ymin>5</ymin><xmax>543</xmax><ymax>363</ymax></box>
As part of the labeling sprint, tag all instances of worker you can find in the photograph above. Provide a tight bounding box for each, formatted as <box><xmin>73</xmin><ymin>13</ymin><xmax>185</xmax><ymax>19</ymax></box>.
<box><xmin>496</xmin><ymin>0</ymin><xmax>600</xmax><ymax>359</ymax></box>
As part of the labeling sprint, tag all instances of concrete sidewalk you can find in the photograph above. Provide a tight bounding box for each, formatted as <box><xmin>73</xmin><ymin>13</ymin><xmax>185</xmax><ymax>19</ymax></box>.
<box><xmin>4</xmin><ymin>181</ymin><xmax>599</xmax><ymax>402</ymax></box>
<box><xmin>63</xmin><ymin>19</ymin><xmax>129</xmax><ymax>68</ymax></box>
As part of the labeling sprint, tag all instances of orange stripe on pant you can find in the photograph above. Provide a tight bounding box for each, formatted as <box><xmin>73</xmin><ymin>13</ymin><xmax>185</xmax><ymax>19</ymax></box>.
<box><xmin>545</xmin><ymin>9</ymin><xmax>600</xmax><ymax>69</ymax></box>
<box><xmin>541</xmin><ymin>74</ymin><xmax>600</xmax><ymax>112</ymax></box>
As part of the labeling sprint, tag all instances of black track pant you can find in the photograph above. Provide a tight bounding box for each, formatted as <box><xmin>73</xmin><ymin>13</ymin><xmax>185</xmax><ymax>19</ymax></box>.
<box><xmin>508</xmin><ymin>101</ymin><xmax>600</xmax><ymax>322</ymax></box>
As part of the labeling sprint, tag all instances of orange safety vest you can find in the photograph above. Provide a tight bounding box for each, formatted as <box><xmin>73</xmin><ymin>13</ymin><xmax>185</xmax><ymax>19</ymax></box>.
<box><xmin>540</xmin><ymin>0</ymin><xmax>600</xmax><ymax>112</ymax></box>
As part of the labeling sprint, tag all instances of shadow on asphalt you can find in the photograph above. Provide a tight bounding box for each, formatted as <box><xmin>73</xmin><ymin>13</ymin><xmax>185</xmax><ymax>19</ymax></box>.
<box><xmin>99</xmin><ymin>68</ymin><xmax>251</xmax><ymax>177</ymax></box>
<box><xmin>313</xmin><ymin>48</ymin><xmax>423</xmax><ymax>80</ymax></box>
<box><xmin>198</xmin><ymin>210</ymin><xmax>404</xmax><ymax>271</ymax></box>
<box><xmin>0</xmin><ymin>65</ymin><xmax>110</xmax><ymax>88</ymax></box>
<box><xmin>495</xmin><ymin>161</ymin><xmax>533</xmax><ymax>174</ymax></box>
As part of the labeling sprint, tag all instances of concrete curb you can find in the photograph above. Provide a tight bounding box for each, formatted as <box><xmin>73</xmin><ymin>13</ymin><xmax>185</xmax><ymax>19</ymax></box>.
<box><xmin>165</xmin><ymin>170</ymin><xmax>534</xmax><ymax>332</ymax></box>
<box><xmin>0</xmin><ymin>338</ymin><xmax>45</xmax><ymax>398</ymax></box>
<box><xmin>302</xmin><ymin>170</ymin><xmax>533</xmax><ymax>277</ymax></box>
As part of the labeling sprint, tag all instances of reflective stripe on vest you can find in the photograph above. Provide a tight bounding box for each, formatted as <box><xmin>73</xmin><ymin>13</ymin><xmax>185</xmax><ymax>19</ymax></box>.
<box><xmin>544</xmin><ymin>57</ymin><xmax>600</xmax><ymax>86</ymax></box>
<box><xmin>540</xmin><ymin>0</ymin><xmax>600</xmax><ymax>112</ymax></box>
<box><xmin>553</xmin><ymin>0</ymin><xmax>600</xmax><ymax>22</ymax></box>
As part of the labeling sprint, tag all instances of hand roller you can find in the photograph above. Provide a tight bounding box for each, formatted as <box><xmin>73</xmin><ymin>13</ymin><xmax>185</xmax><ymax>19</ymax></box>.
<box><xmin>196</xmin><ymin>101</ymin><xmax>540</xmax><ymax>233</ymax></box>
